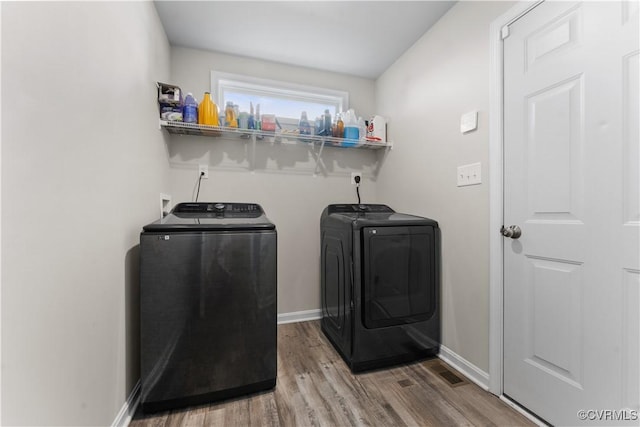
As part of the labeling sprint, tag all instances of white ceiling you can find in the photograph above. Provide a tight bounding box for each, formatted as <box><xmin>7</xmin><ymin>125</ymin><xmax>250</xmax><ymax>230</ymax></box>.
<box><xmin>154</xmin><ymin>1</ymin><xmax>456</xmax><ymax>79</ymax></box>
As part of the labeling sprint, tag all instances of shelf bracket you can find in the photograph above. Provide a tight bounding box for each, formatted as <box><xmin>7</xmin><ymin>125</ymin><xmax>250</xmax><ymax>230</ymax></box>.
<box><xmin>312</xmin><ymin>141</ymin><xmax>327</xmax><ymax>177</ymax></box>
<box><xmin>250</xmin><ymin>133</ymin><xmax>257</xmax><ymax>172</ymax></box>
<box><xmin>372</xmin><ymin>143</ymin><xmax>393</xmax><ymax>178</ymax></box>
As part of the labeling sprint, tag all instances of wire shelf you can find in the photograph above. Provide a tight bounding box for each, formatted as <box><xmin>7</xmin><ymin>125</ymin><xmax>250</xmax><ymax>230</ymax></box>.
<box><xmin>159</xmin><ymin>120</ymin><xmax>391</xmax><ymax>150</ymax></box>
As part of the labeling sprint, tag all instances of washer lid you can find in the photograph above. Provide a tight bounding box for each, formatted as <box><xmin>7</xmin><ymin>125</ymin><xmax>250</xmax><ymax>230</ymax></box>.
<box><xmin>143</xmin><ymin>202</ymin><xmax>275</xmax><ymax>232</ymax></box>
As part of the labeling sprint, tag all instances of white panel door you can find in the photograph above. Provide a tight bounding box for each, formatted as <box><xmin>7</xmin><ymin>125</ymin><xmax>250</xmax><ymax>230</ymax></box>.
<box><xmin>503</xmin><ymin>1</ymin><xmax>639</xmax><ymax>425</ymax></box>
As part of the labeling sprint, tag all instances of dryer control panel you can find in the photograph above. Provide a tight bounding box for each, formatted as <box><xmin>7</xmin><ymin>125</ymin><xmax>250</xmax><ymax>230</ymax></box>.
<box><xmin>326</xmin><ymin>204</ymin><xmax>394</xmax><ymax>214</ymax></box>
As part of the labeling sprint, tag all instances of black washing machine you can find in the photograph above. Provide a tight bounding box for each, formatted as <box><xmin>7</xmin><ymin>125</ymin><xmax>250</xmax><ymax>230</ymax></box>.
<box><xmin>140</xmin><ymin>202</ymin><xmax>277</xmax><ymax>412</ymax></box>
<box><xmin>320</xmin><ymin>204</ymin><xmax>440</xmax><ymax>372</ymax></box>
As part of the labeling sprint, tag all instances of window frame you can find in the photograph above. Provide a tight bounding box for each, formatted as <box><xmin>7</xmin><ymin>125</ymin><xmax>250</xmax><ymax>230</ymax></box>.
<box><xmin>211</xmin><ymin>71</ymin><xmax>349</xmax><ymax>128</ymax></box>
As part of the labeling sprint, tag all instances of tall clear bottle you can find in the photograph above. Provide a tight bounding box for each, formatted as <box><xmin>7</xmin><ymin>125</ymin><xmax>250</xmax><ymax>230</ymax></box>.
<box><xmin>248</xmin><ymin>102</ymin><xmax>256</xmax><ymax>130</ymax></box>
<box><xmin>323</xmin><ymin>109</ymin><xmax>332</xmax><ymax>136</ymax></box>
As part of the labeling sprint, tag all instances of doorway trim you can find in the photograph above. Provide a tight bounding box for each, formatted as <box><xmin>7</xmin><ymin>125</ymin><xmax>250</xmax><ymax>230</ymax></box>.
<box><xmin>488</xmin><ymin>0</ymin><xmax>544</xmax><ymax>396</ymax></box>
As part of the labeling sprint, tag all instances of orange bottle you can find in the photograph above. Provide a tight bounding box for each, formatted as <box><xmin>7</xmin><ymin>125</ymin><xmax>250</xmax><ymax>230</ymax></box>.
<box><xmin>336</xmin><ymin>113</ymin><xmax>344</xmax><ymax>138</ymax></box>
<box><xmin>198</xmin><ymin>92</ymin><xmax>219</xmax><ymax>126</ymax></box>
<box><xmin>225</xmin><ymin>102</ymin><xmax>238</xmax><ymax>128</ymax></box>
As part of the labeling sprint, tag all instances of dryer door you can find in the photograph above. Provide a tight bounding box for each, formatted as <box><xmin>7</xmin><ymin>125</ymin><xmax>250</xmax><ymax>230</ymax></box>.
<box><xmin>361</xmin><ymin>226</ymin><xmax>437</xmax><ymax>329</ymax></box>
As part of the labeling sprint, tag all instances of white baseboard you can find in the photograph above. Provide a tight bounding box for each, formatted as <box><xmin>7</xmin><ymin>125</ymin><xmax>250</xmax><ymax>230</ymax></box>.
<box><xmin>112</xmin><ymin>381</ymin><xmax>141</xmax><ymax>427</ymax></box>
<box><xmin>277</xmin><ymin>309</ymin><xmax>322</xmax><ymax>324</ymax></box>
<box><xmin>438</xmin><ymin>345</ymin><xmax>490</xmax><ymax>391</ymax></box>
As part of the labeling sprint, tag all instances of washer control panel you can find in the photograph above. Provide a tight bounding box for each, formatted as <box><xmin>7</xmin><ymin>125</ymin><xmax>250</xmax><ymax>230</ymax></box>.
<box><xmin>173</xmin><ymin>202</ymin><xmax>263</xmax><ymax>218</ymax></box>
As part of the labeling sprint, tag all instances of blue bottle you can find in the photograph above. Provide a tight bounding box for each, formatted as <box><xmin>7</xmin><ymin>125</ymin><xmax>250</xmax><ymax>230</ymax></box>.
<box><xmin>299</xmin><ymin>111</ymin><xmax>311</xmax><ymax>135</ymax></box>
<box><xmin>183</xmin><ymin>93</ymin><xmax>198</xmax><ymax>124</ymax></box>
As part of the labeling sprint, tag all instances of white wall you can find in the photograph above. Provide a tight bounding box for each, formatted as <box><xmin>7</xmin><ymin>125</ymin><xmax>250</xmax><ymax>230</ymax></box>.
<box><xmin>1</xmin><ymin>2</ymin><xmax>170</xmax><ymax>425</ymax></box>
<box><xmin>169</xmin><ymin>47</ymin><xmax>379</xmax><ymax>314</ymax></box>
<box><xmin>375</xmin><ymin>1</ymin><xmax>514</xmax><ymax>373</ymax></box>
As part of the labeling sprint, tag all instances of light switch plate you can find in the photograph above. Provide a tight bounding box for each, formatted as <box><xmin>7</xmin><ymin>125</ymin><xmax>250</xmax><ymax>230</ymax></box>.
<box><xmin>457</xmin><ymin>162</ymin><xmax>482</xmax><ymax>187</ymax></box>
<box><xmin>460</xmin><ymin>111</ymin><xmax>478</xmax><ymax>133</ymax></box>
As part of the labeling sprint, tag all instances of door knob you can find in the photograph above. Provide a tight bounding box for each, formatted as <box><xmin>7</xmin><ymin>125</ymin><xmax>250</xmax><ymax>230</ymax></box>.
<box><xmin>500</xmin><ymin>225</ymin><xmax>522</xmax><ymax>239</ymax></box>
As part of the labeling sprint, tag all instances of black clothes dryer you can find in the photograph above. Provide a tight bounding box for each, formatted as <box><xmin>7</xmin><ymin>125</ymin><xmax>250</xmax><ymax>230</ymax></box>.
<box><xmin>140</xmin><ymin>202</ymin><xmax>277</xmax><ymax>412</ymax></box>
<box><xmin>320</xmin><ymin>204</ymin><xmax>440</xmax><ymax>372</ymax></box>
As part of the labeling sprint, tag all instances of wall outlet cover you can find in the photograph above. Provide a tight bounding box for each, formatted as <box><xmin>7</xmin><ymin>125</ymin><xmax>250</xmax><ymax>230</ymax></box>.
<box><xmin>351</xmin><ymin>172</ymin><xmax>362</xmax><ymax>185</ymax></box>
<box><xmin>198</xmin><ymin>164</ymin><xmax>209</xmax><ymax>179</ymax></box>
<box><xmin>160</xmin><ymin>193</ymin><xmax>172</xmax><ymax>218</ymax></box>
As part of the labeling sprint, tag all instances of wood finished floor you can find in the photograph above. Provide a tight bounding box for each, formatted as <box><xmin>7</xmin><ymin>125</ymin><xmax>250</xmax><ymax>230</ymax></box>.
<box><xmin>131</xmin><ymin>320</ymin><xmax>534</xmax><ymax>427</ymax></box>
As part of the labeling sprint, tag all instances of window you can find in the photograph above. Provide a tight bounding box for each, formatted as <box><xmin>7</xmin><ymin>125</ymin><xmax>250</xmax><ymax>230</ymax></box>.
<box><xmin>211</xmin><ymin>71</ymin><xmax>349</xmax><ymax>128</ymax></box>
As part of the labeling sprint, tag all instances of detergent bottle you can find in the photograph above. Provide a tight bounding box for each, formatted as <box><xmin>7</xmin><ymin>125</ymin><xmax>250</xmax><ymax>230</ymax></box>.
<box><xmin>183</xmin><ymin>93</ymin><xmax>198</xmax><ymax>124</ymax></box>
<box><xmin>198</xmin><ymin>92</ymin><xmax>219</xmax><ymax>126</ymax></box>
<box><xmin>224</xmin><ymin>101</ymin><xmax>238</xmax><ymax>128</ymax></box>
